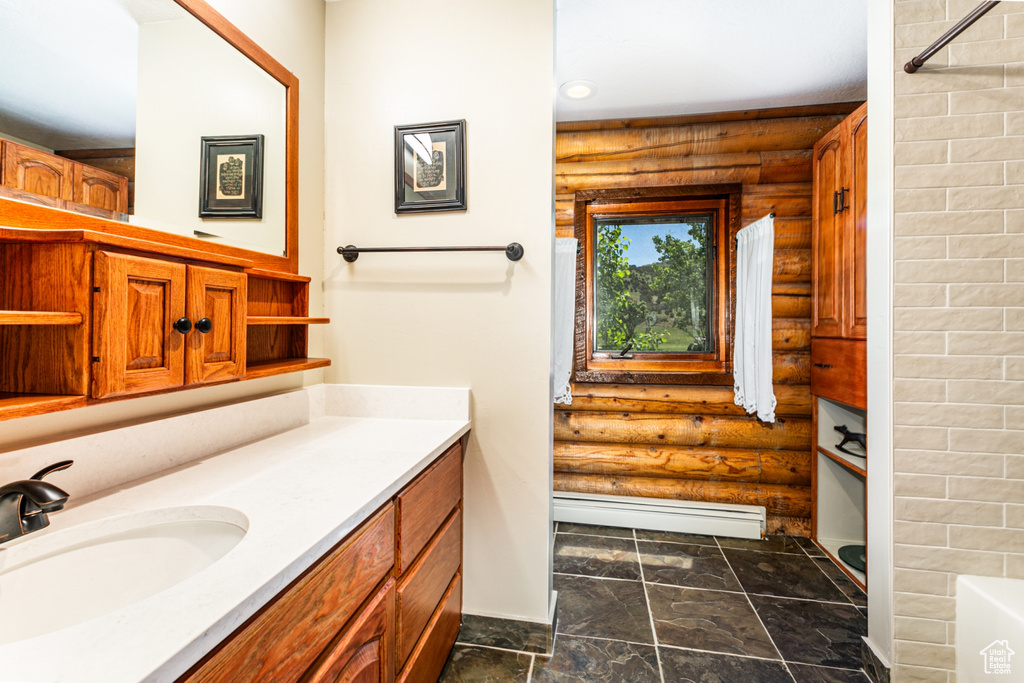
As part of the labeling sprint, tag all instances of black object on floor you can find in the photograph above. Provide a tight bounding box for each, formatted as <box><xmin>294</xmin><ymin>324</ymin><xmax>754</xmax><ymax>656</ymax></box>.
<box><xmin>839</xmin><ymin>544</ymin><xmax>867</xmax><ymax>573</ymax></box>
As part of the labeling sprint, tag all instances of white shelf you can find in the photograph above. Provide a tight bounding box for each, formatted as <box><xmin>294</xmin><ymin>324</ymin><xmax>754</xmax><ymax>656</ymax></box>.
<box><xmin>818</xmin><ymin>536</ymin><xmax>866</xmax><ymax>586</ymax></box>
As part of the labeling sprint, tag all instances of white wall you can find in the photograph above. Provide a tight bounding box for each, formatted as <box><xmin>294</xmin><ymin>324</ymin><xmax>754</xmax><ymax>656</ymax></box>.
<box><xmin>134</xmin><ymin>15</ymin><xmax>286</xmax><ymax>255</ymax></box>
<box><xmin>866</xmin><ymin>0</ymin><xmax>894</xmax><ymax>666</ymax></box>
<box><xmin>0</xmin><ymin>0</ymin><xmax>326</xmax><ymax>455</ymax></box>
<box><xmin>323</xmin><ymin>0</ymin><xmax>556</xmax><ymax>623</ymax></box>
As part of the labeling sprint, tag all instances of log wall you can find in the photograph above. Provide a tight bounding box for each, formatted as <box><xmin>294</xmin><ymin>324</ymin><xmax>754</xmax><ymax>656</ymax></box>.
<box><xmin>553</xmin><ymin>105</ymin><xmax>859</xmax><ymax>535</ymax></box>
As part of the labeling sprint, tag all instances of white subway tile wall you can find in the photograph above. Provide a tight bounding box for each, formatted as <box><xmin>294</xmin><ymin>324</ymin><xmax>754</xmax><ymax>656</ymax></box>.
<box><xmin>894</xmin><ymin>1</ymin><xmax>1024</xmax><ymax>680</ymax></box>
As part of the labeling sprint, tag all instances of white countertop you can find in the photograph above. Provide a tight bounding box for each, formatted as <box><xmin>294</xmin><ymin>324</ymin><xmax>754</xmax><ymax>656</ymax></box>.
<box><xmin>0</xmin><ymin>385</ymin><xmax>470</xmax><ymax>682</ymax></box>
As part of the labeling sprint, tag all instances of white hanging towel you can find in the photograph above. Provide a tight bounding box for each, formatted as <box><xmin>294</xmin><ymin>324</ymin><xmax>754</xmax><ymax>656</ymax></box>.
<box><xmin>733</xmin><ymin>214</ymin><xmax>777</xmax><ymax>423</ymax></box>
<box><xmin>552</xmin><ymin>237</ymin><xmax>579</xmax><ymax>405</ymax></box>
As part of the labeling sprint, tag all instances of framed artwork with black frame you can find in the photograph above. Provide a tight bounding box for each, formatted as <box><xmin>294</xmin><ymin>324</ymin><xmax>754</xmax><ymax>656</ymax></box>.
<box><xmin>394</xmin><ymin>120</ymin><xmax>466</xmax><ymax>213</ymax></box>
<box><xmin>199</xmin><ymin>134</ymin><xmax>264</xmax><ymax>218</ymax></box>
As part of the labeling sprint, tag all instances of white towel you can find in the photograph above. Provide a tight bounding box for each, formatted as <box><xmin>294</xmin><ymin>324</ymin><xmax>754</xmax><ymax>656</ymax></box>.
<box><xmin>733</xmin><ymin>214</ymin><xmax>776</xmax><ymax>423</ymax></box>
<box><xmin>553</xmin><ymin>237</ymin><xmax>578</xmax><ymax>405</ymax></box>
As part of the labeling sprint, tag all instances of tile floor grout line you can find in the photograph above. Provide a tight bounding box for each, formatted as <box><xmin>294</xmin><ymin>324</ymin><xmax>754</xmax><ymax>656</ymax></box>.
<box><xmin>742</xmin><ymin>591</ymin><xmax>865</xmax><ymax>607</ymax></box>
<box><xmin>556</xmin><ymin>632</ymin><xmax>660</xmax><ymax>650</ymax></box>
<box><xmin>807</xmin><ymin>552</ymin><xmax>867</xmax><ymax>609</ymax></box>
<box><xmin>551</xmin><ymin>571</ymin><xmax>643</xmax><ymax>583</ymax></box>
<box><xmin>633</xmin><ymin>527</ymin><xmax>666</xmax><ymax>683</ymax></box>
<box><xmin>715</xmin><ymin>535</ymin><xmax>791</xmax><ymax>670</ymax></box>
<box><xmin>451</xmin><ymin>641</ymin><xmax>544</xmax><ymax>657</ymax></box>
<box><xmin>655</xmin><ymin>641</ymin><xmax>789</xmax><ymax>663</ymax></box>
<box><xmin>721</xmin><ymin>542</ymin><xmax>865</xmax><ymax>607</ymax></box>
<box><xmin>525</xmin><ymin>653</ymin><xmax>534</xmax><ymax>683</ymax></box>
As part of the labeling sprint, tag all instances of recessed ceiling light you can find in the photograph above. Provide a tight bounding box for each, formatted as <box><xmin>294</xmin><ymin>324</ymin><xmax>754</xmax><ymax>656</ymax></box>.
<box><xmin>559</xmin><ymin>80</ymin><xmax>596</xmax><ymax>100</ymax></box>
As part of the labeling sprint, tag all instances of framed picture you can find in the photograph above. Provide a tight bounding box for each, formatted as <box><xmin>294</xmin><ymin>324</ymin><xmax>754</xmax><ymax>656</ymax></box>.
<box><xmin>395</xmin><ymin>120</ymin><xmax>466</xmax><ymax>213</ymax></box>
<box><xmin>199</xmin><ymin>134</ymin><xmax>264</xmax><ymax>218</ymax></box>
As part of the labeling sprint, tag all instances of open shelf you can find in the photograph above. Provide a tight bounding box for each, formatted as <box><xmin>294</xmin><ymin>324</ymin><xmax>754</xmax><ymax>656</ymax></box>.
<box><xmin>0</xmin><ymin>393</ymin><xmax>87</xmax><ymax>420</ymax></box>
<box><xmin>816</xmin><ymin>449</ymin><xmax>866</xmax><ymax>589</ymax></box>
<box><xmin>818</xmin><ymin>446</ymin><xmax>866</xmax><ymax>477</ymax></box>
<box><xmin>0</xmin><ymin>310</ymin><xmax>83</xmax><ymax>325</ymax></box>
<box><xmin>245</xmin><ymin>357</ymin><xmax>331</xmax><ymax>380</ymax></box>
<box><xmin>246</xmin><ymin>316</ymin><xmax>330</xmax><ymax>326</ymax></box>
<box><xmin>817</xmin><ymin>396</ymin><xmax>866</xmax><ymax>471</ymax></box>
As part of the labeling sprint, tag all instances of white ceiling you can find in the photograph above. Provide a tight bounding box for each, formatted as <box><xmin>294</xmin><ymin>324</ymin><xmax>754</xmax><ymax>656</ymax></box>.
<box><xmin>555</xmin><ymin>0</ymin><xmax>868</xmax><ymax>122</ymax></box>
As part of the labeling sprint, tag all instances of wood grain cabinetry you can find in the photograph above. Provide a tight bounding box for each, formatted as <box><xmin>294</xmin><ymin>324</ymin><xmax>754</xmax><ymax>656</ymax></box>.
<box><xmin>810</xmin><ymin>103</ymin><xmax>868</xmax><ymax>590</ymax></box>
<box><xmin>92</xmin><ymin>252</ymin><xmax>247</xmax><ymax>398</ymax></box>
<box><xmin>0</xmin><ymin>227</ymin><xmax>329</xmax><ymax>421</ymax></box>
<box><xmin>306</xmin><ymin>580</ymin><xmax>396</xmax><ymax>683</ymax></box>
<box><xmin>1</xmin><ymin>138</ymin><xmax>128</xmax><ymax>215</ymax></box>
<box><xmin>179</xmin><ymin>440</ymin><xmax>465</xmax><ymax>683</ymax></box>
<box><xmin>811</xmin><ymin>103</ymin><xmax>867</xmax><ymax>341</ymax></box>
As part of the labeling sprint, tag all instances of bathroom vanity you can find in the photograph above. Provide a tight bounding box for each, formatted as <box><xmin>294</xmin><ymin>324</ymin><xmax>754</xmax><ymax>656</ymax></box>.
<box><xmin>0</xmin><ymin>384</ymin><xmax>470</xmax><ymax>683</ymax></box>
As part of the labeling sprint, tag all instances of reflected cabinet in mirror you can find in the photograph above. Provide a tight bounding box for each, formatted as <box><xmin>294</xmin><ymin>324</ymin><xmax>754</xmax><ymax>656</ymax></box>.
<box><xmin>0</xmin><ymin>0</ymin><xmax>298</xmax><ymax>272</ymax></box>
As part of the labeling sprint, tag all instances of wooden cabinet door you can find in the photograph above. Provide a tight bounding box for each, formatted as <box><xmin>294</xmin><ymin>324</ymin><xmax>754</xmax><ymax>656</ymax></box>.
<box><xmin>186</xmin><ymin>266</ymin><xmax>246</xmax><ymax>385</ymax></box>
<box><xmin>72</xmin><ymin>163</ymin><xmax>128</xmax><ymax>213</ymax></box>
<box><xmin>846</xmin><ymin>105</ymin><xmax>868</xmax><ymax>340</ymax></box>
<box><xmin>811</xmin><ymin>126</ymin><xmax>846</xmax><ymax>339</ymax></box>
<box><xmin>93</xmin><ymin>251</ymin><xmax>186</xmax><ymax>398</ymax></box>
<box><xmin>1</xmin><ymin>140</ymin><xmax>73</xmax><ymax>201</ymax></box>
<box><xmin>305</xmin><ymin>579</ymin><xmax>395</xmax><ymax>683</ymax></box>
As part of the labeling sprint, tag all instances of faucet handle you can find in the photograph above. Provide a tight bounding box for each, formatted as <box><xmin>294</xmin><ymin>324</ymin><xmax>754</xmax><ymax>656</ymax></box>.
<box><xmin>31</xmin><ymin>460</ymin><xmax>73</xmax><ymax>481</ymax></box>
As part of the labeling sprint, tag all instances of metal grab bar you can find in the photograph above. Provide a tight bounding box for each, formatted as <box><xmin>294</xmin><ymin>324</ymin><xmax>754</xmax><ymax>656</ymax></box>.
<box><xmin>337</xmin><ymin>242</ymin><xmax>524</xmax><ymax>263</ymax></box>
<box><xmin>904</xmin><ymin>1</ymin><xmax>1000</xmax><ymax>73</ymax></box>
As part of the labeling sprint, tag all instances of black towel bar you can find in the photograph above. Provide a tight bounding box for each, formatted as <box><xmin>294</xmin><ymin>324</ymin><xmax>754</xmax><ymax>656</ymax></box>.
<box><xmin>337</xmin><ymin>243</ymin><xmax>524</xmax><ymax>263</ymax></box>
<box><xmin>905</xmin><ymin>1</ymin><xmax>1001</xmax><ymax>73</ymax></box>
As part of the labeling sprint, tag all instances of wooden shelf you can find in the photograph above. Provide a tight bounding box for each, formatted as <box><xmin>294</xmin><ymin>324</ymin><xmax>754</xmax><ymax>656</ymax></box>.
<box><xmin>246</xmin><ymin>268</ymin><xmax>311</xmax><ymax>283</ymax></box>
<box><xmin>245</xmin><ymin>357</ymin><xmax>331</xmax><ymax>380</ymax></box>
<box><xmin>817</xmin><ymin>445</ymin><xmax>866</xmax><ymax>477</ymax></box>
<box><xmin>246</xmin><ymin>316</ymin><xmax>330</xmax><ymax>326</ymax></box>
<box><xmin>0</xmin><ymin>310</ymin><xmax>83</xmax><ymax>325</ymax></box>
<box><xmin>0</xmin><ymin>393</ymin><xmax>87</xmax><ymax>420</ymax></box>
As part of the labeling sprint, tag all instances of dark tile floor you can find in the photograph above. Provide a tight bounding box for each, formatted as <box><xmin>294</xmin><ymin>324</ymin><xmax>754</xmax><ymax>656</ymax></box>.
<box><xmin>440</xmin><ymin>523</ymin><xmax>868</xmax><ymax>683</ymax></box>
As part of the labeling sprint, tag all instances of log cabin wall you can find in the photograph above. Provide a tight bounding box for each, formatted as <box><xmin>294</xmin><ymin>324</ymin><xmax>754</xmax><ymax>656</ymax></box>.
<box><xmin>553</xmin><ymin>104</ymin><xmax>860</xmax><ymax>536</ymax></box>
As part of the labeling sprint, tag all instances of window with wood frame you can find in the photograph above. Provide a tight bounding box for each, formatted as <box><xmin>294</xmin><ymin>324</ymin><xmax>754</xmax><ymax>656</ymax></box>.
<box><xmin>573</xmin><ymin>185</ymin><xmax>740</xmax><ymax>384</ymax></box>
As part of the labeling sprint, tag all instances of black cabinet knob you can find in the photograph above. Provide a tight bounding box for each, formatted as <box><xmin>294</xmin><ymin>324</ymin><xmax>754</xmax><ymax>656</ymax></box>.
<box><xmin>195</xmin><ymin>317</ymin><xmax>213</xmax><ymax>334</ymax></box>
<box><xmin>173</xmin><ymin>317</ymin><xmax>192</xmax><ymax>334</ymax></box>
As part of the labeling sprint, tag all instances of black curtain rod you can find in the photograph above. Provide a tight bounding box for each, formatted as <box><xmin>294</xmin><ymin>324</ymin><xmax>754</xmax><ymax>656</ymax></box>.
<box><xmin>337</xmin><ymin>243</ymin><xmax>524</xmax><ymax>263</ymax></box>
<box><xmin>905</xmin><ymin>1</ymin><xmax>1000</xmax><ymax>73</ymax></box>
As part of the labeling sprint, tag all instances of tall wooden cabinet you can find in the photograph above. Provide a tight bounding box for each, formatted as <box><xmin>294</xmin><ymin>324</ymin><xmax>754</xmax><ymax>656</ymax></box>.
<box><xmin>810</xmin><ymin>102</ymin><xmax>868</xmax><ymax>589</ymax></box>
<box><xmin>811</xmin><ymin>102</ymin><xmax>867</xmax><ymax>342</ymax></box>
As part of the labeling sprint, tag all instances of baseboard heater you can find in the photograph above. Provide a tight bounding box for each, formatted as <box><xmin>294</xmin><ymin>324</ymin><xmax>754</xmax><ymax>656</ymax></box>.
<box><xmin>553</xmin><ymin>491</ymin><xmax>766</xmax><ymax>540</ymax></box>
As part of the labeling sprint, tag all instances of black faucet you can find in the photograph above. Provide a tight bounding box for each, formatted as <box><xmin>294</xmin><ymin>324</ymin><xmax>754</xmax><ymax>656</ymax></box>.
<box><xmin>0</xmin><ymin>460</ymin><xmax>73</xmax><ymax>544</ymax></box>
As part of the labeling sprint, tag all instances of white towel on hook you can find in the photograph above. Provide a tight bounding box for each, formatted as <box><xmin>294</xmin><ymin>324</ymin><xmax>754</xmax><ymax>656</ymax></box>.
<box><xmin>552</xmin><ymin>237</ymin><xmax>578</xmax><ymax>405</ymax></box>
<box><xmin>733</xmin><ymin>214</ymin><xmax>776</xmax><ymax>423</ymax></box>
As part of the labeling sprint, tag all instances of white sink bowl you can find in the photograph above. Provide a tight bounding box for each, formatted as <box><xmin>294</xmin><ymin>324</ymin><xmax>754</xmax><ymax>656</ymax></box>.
<box><xmin>0</xmin><ymin>506</ymin><xmax>248</xmax><ymax>645</ymax></box>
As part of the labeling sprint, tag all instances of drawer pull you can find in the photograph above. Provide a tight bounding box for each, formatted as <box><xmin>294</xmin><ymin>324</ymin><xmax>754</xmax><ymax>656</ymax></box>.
<box><xmin>813</xmin><ymin>363</ymin><xmax>833</xmax><ymax>369</ymax></box>
<box><xmin>172</xmin><ymin>317</ymin><xmax>193</xmax><ymax>334</ymax></box>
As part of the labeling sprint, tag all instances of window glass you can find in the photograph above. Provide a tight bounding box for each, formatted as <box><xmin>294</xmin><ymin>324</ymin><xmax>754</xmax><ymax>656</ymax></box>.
<box><xmin>593</xmin><ymin>214</ymin><xmax>714</xmax><ymax>355</ymax></box>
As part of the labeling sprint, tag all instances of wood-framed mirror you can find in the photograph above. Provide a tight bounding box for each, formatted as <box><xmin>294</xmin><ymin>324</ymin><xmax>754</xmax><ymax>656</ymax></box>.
<box><xmin>0</xmin><ymin>0</ymin><xmax>300</xmax><ymax>274</ymax></box>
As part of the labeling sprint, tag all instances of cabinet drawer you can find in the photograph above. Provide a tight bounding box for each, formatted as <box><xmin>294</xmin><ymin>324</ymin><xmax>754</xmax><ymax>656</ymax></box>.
<box><xmin>396</xmin><ymin>441</ymin><xmax>462</xmax><ymax>573</ymax></box>
<box><xmin>183</xmin><ymin>504</ymin><xmax>395</xmax><ymax>683</ymax></box>
<box><xmin>811</xmin><ymin>338</ymin><xmax>866</xmax><ymax>409</ymax></box>
<box><xmin>397</xmin><ymin>572</ymin><xmax>462</xmax><ymax>683</ymax></box>
<box><xmin>397</xmin><ymin>508</ymin><xmax>462</xmax><ymax>669</ymax></box>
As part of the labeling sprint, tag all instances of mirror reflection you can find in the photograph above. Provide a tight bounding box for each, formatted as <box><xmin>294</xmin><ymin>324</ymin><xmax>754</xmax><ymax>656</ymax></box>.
<box><xmin>0</xmin><ymin>0</ymin><xmax>286</xmax><ymax>256</ymax></box>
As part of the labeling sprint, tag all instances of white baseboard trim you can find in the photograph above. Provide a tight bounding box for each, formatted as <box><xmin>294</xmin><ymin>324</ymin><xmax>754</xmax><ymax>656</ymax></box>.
<box><xmin>553</xmin><ymin>491</ymin><xmax>766</xmax><ymax>540</ymax></box>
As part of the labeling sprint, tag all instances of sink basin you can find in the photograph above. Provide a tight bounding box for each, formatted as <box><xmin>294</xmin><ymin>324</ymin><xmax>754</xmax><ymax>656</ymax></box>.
<box><xmin>0</xmin><ymin>506</ymin><xmax>248</xmax><ymax>645</ymax></box>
